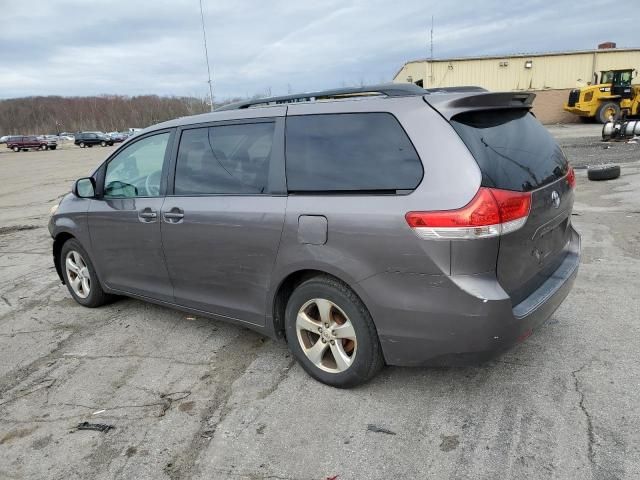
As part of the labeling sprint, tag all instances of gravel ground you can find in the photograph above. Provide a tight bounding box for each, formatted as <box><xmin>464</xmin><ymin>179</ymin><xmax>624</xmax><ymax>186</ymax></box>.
<box><xmin>0</xmin><ymin>124</ymin><xmax>639</xmax><ymax>479</ymax></box>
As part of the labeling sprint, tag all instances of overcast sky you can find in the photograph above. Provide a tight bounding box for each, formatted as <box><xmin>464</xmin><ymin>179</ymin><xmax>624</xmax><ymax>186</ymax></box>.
<box><xmin>0</xmin><ymin>0</ymin><xmax>636</xmax><ymax>100</ymax></box>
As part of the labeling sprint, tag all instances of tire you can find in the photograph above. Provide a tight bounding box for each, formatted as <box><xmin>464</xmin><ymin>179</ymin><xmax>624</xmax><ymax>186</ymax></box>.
<box><xmin>50</xmin><ymin>146</ymin><xmax>57</xmax><ymax>150</ymax></box>
<box><xmin>588</xmin><ymin>164</ymin><xmax>620</xmax><ymax>181</ymax></box>
<box><xmin>12</xmin><ymin>146</ymin><xmax>19</xmax><ymax>152</ymax></box>
<box><xmin>79</xmin><ymin>142</ymin><xmax>85</xmax><ymax>148</ymax></box>
<box><xmin>60</xmin><ymin>238</ymin><xmax>111</xmax><ymax>308</ymax></box>
<box><xmin>41</xmin><ymin>144</ymin><xmax>48</xmax><ymax>151</ymax></box>
<box><xmin>284</xmin><ymin>275</ymin><xmax>384</xmax><ymax>388</ymax></box>
<box><xmin>596</xmin><ymin>102</ymin><xmax>620</xmax><ymax>124</ymax></box>
<box><xmin>100</xmin><ymin>141</ymin><xmax>106</xmax><ymax>147</ymax></box>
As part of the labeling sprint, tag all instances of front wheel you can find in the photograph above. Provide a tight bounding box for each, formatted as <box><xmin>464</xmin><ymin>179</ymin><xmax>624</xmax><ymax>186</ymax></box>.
<box><xmin>60</xmin><ymin>239</ymin><xmax>111</xmax><ymax>307</ymax></box>
<box><xmin>12</xmin><ymin>146</ymin><xmax>19</xmax><ymax>152</ymax></box>
<box><xmin>100</xmin><ymin>140</ymin><xmax>106</xmax><ymax>147</ymax></box>
<box><xmin>596</xmin><ymin>102</ymin><xmax>620</xmax><ymax>124</ymax></box>
<box><xmin>79</xmin><ymin>142</ymin><xmax>85</xmax><ymax>148</ymax></box>
<box><xmin>41</xmin><ymin>144</ymin><xmax>48</xmax><ymax>151</ymax></box>
<box><xmin>285</xmin><ymin>276</ymin><xmax>384</xmax><ymax>388</ymax></box>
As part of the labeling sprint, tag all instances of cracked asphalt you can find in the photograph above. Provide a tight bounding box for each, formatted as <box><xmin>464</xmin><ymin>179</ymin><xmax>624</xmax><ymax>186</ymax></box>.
<box><xmin>1</xmin><ymin>126</ymin><xmax>639</xmax><ymax>479</ymax></box>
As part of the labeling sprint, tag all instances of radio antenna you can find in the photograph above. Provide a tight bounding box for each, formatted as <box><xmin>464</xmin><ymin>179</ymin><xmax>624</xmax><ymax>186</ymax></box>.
<box><xmin>199</xmin><ymin>0</ymin><xmax>214</xmax><ymax>111</ymax></box>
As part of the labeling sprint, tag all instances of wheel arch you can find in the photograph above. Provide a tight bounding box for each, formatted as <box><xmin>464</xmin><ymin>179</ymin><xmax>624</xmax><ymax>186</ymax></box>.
<box><xmin>53</xmin><ymin>231</ymin><xmax>75</xmax><ymax>284</ymax></box>
<box><xmin>269</xmin><ymin>268</ymin><xmax>372</xmax><ymax>340</ymax></box>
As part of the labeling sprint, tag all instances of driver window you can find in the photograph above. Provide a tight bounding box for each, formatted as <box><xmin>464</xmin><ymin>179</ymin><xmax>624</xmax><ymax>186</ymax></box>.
<box><xmin>104</xmin><ymin>132</ymin><xmax>169</xmax><ymax>198</ymax></box>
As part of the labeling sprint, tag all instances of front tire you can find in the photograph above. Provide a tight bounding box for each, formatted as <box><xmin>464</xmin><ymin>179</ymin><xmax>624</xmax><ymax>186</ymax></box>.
<box><xmin>79</xmin><ymin>142</ymin><xmax>85</xmax><ymax>148</ymax></box>
<box><xmin>100</xmin><ymin>140</ymin><xmax>107</xmax><ymax>147</ymax></box>
<box><xmin>41</xmin><ymin>144</ymin><xmax>48</xmax><ymax>151</ymax></box>
<box><xmin>12</xmin><ymin>146</ymin><xmax>19</xmax><ymax>152</ymax></box>
<box><xmin>60</xmin><ymin>239</ymin><xmax>110</xmax><ymax>308</ymax></box>
<box><xmin>285</xmin><ymin>276</ymin><xmax>384</xmax><ymax>388</ymax></box>
<box><xmin>596</xmin><ymin>102</ymin><xmax>620</xmax><ymax>124</ymax></box>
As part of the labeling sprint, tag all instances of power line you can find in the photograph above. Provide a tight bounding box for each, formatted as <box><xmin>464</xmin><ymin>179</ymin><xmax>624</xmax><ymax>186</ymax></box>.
<box><xmin>199</xmin><ymin>0</ymin><xmax>214</xmax><ymax>111</ymax></box>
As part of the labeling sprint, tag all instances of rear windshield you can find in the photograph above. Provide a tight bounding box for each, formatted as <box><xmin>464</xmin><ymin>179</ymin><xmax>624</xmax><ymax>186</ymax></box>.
<box><xmin>451</xmin><ymin>110</ymin><xmax>568</xmax><ymax>192</ymax></box>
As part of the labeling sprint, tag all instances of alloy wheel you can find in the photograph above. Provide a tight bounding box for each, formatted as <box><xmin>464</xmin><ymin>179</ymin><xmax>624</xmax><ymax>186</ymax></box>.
<box><xmin>65</xmin><ymin>250</ymin><xmax>91</xmax><ymax>299</ymax></box>
<box><xmin>296</xmin><ymin>298</ymin><xmax>357</xmax><ymax>373</ymax></box>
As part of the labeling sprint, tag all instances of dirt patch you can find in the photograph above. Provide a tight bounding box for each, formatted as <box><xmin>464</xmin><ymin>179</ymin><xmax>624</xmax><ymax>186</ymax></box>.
<box><xmin>178</xmin><ymin>400</ymin><xmax>195</xmax><ymax>413</ymax></box>
<box><xmin>439</xmin><ymin>434</ymin><xmax>460</xmax><ymax>452</ymax></box>
<box><xmin>0</xmin><ymin>427</ymin><xmax>37</xmax><ymax>445</ymax></box>
<box><xmin>0</xmin><ymin>225</ymin><xmax>40</xmax><ymax>236</ymax></box>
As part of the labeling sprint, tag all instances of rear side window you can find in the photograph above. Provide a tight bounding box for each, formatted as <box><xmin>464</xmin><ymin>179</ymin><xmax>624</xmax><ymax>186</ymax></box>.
<box><xmin>285</xmin><ymin>113</ymin><xmax>422</xmax><ymax>192</ymax></box>
<box><xmin>451</xmin><ymin>110</ymin><xmax>568</xmax><ymax>192</ymax></box>
<box><xmin>174</xmin><ymin>122</ymin><xmax>275</xmax><ymax>195</ymax></box>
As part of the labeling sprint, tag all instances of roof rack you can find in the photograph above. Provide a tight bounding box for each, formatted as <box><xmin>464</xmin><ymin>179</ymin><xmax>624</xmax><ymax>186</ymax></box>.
<box><xmin>215</xmin><ymin>83</ymin><xmax>427</xmax><ymax>111</ymax></box>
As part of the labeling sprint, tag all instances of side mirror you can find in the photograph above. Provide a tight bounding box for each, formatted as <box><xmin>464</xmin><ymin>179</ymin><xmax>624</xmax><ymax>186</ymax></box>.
<box><xmin>74</xmin><ymin>177</ymin><xmax>96</xmax><ymax>198</ymax></box>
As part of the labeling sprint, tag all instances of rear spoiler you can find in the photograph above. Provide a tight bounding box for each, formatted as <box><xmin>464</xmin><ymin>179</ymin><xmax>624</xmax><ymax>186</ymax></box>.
<box><xmin>424</xmin><ymin>92</ymin><xmax>536</xmax><ymax>120</ymax></box>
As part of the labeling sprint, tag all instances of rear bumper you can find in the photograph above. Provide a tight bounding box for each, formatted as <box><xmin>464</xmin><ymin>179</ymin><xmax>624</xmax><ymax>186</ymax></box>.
<box><xmin>360</xmin><ymin>227</ymin><xmax>581</xmax><ymax>367</ymax></box>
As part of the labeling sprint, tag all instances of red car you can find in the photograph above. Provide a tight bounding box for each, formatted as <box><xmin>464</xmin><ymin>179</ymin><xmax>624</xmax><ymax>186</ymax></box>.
<box><xmin>6</xmin><ymin>136</ymin><xmax>57</xmax><ymax>152</ymax></box>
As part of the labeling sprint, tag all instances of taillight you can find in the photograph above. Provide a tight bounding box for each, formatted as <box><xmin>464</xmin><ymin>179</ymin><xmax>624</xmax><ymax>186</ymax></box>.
<box><xmin>566</xmin><ymin>167</ymin><xmax>576</xmax><ymax>189</ymax></box>
<box><xmin>405</xmin><ymin>188</ymin><xmax>531</xmax><ymax>240</ymax></box>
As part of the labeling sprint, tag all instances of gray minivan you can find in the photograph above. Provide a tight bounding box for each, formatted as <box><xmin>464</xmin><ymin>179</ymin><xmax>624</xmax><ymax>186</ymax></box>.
<box><xmin>49</xmin><ymin>84</ymin><xmax>580</xmax><ymax>387</ymax></box>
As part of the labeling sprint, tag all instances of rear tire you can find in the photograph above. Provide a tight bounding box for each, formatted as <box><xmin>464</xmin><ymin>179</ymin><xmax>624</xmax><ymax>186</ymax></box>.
<box><xmin>79</xmin><ymin>142</ymin><xmax>85</xmax><ymax>148</ymax></box>
<box><xmin>60</xmin><ymin>239</ymin><xmax>111</xmax><ymax>308</ymax></box>
<box><xmin>588</xmin><ymin>164</ymin><xmax>620</xmax><ymax>181</ymax></box>
<box><xmin>596</xmin><ymin>102</ymin><xmax>620</xmax><ymax>124</ymax></box>
<box><xmin>100</xmin><ymin>141</ymin><xmax>106</xmax><ymax>147</ymax></box>
<box><xmin>12</xmin><ymin>146</ymin><xmax>19</xmax><ymax>152</ymax></box>
<box><xmin>284</xmin><ymin>276</ymin><xmax>384</xmax><ymax>388</ymax></box>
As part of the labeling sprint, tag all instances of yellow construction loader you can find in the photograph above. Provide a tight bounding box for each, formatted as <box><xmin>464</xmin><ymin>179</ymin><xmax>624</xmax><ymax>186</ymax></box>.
<box><xmin>564</xmin><ymin>69</ymin><xmax>640</xmax><ymax>123</ymax></box>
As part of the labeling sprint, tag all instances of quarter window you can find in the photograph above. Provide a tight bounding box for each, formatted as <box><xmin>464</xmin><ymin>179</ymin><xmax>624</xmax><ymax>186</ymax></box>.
<box><xmin>285</xmin><ymin>113</ymin><xmax>423</xmax><ymax>192</ymax></box>
<box><xmin>174</xmin><ymin>122</ymin><xmax>275</xmax><ymax>195</ymax></box>
<box><xmin>104</xmin><ymin>132</ymin><xmax>169</xmax><ymax>198</ymax></box>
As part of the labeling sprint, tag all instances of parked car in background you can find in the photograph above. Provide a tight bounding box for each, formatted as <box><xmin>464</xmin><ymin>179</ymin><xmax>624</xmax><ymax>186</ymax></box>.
<box><xmin>109</xmin><ymin>132</ymin><xmax>128</xmax><ymax>143</ymax></box>
<box><xmin>74</xmin><ymin>132</ymin><xmax>114</xmax><ymax>148</ymax></box>
<box><xmin>6</xmin><ymin>135</ymin><xmax>56</xmax><ymax>151</ymax></box>
<box><xmin>50</xmin><ymin>84</ymin><xmax>580</xmax><ymax>387</ymax></box>
<box><xmin>38</xmin><ymin>136</ymin><xmax>59</xmax><ymax>150</ymax></box>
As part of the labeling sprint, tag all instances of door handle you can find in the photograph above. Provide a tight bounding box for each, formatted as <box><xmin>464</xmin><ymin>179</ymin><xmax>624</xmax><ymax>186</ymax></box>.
<box><xmin>163</xmin><ymin>208</ymin><xmax>184</xmax><ymax>223</ymax></box>
<box><xmin>138</xmin><ymin>208</ymin><xmax>158</xmax><ymax>223</ymax></box>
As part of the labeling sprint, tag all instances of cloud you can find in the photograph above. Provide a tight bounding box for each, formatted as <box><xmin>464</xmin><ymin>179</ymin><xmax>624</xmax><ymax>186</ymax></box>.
<box><xmin>0</xmin><ymin>0</ymin><xmax>636</xmax><ymax>100</ymax></box>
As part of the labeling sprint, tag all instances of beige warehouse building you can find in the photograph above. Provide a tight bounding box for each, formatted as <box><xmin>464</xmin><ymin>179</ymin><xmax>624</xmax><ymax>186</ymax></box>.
<box><xmin>393</xmin><ymin>44</ymin><xmax>640</xmax><ymax>123</ymax></box>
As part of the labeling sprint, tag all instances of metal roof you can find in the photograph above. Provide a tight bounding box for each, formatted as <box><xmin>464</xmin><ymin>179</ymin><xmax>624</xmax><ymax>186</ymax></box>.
<box><xmin>394</xmin><ymin>47</ymin><xmax>640</xmax><ymax>78</ymax></box>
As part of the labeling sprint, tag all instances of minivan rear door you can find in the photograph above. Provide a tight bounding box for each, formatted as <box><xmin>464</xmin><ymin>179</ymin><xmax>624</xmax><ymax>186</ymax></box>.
<box><xmin>160</xmin><ymin>115</ymin><xmax>287</xmax><ymax>326</ymax></box>
<box><xmin>449</xmin><ymin>108</ymin><xmax>575</xmax><ymax>305</ymax></box>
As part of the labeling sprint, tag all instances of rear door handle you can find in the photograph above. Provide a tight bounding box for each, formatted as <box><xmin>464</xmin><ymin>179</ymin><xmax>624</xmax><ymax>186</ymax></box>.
<box><xmin>138</xmin><ymin>208</ymin><xmax>158</xmax><ymax>223</ymax></box>
<box><xmin>163</xmin><ymin>208</ymin><xmax>184</xmax><ymax>223</ymax></box>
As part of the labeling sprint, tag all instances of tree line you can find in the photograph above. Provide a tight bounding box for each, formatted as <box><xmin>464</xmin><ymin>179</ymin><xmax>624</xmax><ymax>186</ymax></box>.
<box><xmin>0</xmin><ymin>95</ymin><xmax>235</xmax><ymax>135</ymax></box>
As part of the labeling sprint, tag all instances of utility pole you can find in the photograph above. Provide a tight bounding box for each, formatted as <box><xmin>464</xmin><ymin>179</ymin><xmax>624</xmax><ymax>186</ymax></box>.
<box><xmin>429</xmin><ymin>15</ymin><xmax>434</xmax><ymax>87</ymax></box>
<box><xmin>199</xmin><ymin>0</ymin><xmax>214</xmax><ymax>111</ymax></box>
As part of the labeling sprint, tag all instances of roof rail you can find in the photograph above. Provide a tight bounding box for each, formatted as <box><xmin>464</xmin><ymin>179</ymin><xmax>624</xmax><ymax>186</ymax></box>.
<box><xmin>424</xmin><ymin>86</ymin><xmax>488</xmax><ymax>94</ymax></box>
<box><xmin>215</xmin><ymin>83</ymin><xmax>427</xmax><ymax>111</ymax></box>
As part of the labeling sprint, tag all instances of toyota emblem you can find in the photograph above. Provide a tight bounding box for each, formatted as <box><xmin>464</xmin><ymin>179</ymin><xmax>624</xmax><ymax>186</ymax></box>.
<box><xmin>551</xmin><ymin>190</ymin><xmax>560</xmax><ymax>208</ymax></box>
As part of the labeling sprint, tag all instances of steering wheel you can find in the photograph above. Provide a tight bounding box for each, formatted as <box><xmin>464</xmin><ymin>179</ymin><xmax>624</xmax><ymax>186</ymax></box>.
<box><xmin>145</xmin><ymin>171</ymin><xmax>161</xmax><ymax>196</ymax></box>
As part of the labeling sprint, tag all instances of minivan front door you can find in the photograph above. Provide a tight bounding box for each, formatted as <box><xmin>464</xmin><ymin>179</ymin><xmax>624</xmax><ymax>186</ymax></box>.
<box><xmin>88</xmin><ymin>130</ymin><xmax>175</xmax><ymax>301</ymax></box>
<box><xmin>160</xmin><ymin>118</ymin><xmax>286</xmax><ymax>325</ymax></box>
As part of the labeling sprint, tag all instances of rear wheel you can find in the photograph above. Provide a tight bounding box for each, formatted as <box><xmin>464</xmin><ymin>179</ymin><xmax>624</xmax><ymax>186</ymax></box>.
<box><xmin>100</xmin><ymin>140</ymin><xmax>106</xmax><ymax>147</ymax></box>
<box><xmin>60</xmin><ymin>239</ymin><xmax>111</xmax><ymax>307</ymax></box>
<box><xmin>285</xmin><ymin>276</ymin><xmax>384</xmax><ymax>388</ymax></box>
<box><xmin>12</xmin><ymin>146</ymin><xmax>19</xmax><ymax>152</ymax></box>
<box><xmin>79</xmin><ymin>142</ymin><xmax>85</xmax><ymax>148</ymax></box>
<box><xmin>596</xmin><ymin>102</ymin><xmax>620</xmax><ymax>124</ymax></box>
